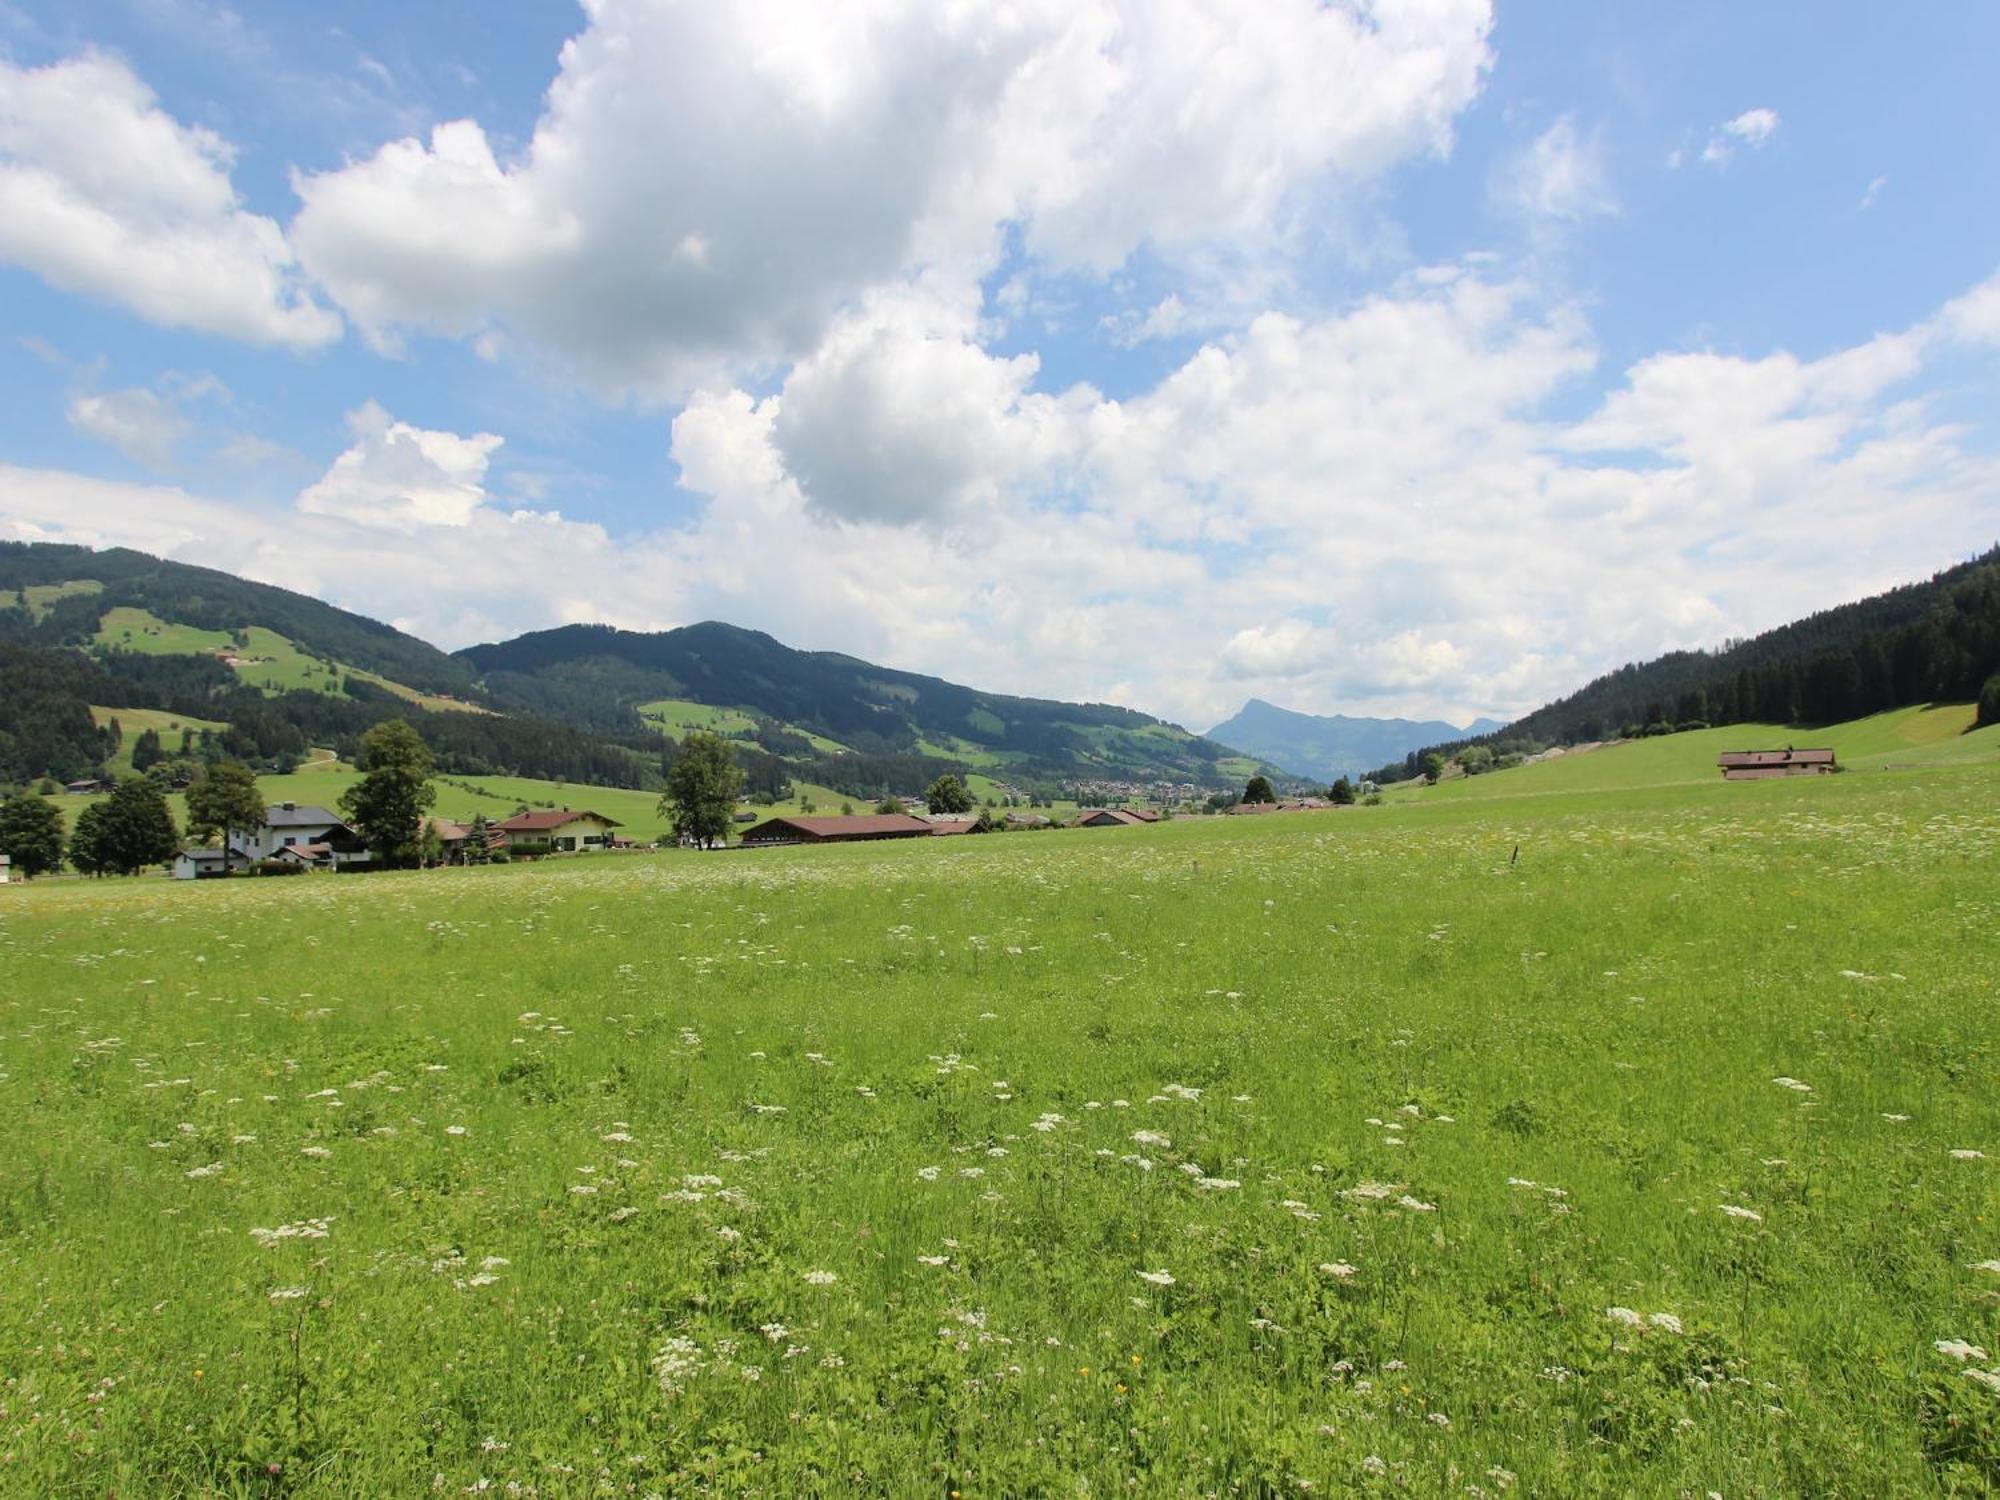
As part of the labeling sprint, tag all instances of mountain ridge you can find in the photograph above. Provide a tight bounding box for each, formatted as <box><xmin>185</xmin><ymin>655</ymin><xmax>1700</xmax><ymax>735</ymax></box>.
<box><xmin>1205</xmin><ymin>697</ymin><xmax>1503</xmax><ymax>782</ymax></box>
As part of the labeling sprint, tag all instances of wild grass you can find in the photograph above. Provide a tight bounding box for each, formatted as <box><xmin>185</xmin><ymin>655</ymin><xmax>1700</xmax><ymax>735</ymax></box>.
<box><xmin>1</xmin><ymin>764</ymin><xmax>1996</xmax><ymax>1494</ymax></box>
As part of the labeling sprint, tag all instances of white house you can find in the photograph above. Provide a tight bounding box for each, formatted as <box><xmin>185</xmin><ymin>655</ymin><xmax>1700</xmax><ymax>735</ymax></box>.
<box><xmin>172</xmin><ymin>847</ymin><xmax>231</xmax><ymax>880</ymax></box>
<box><xmin>235</xmin><ymin>802</ymin><xmax>370</xmax><ymax>866</ymax></box>
<box><xmin>493</xmin><ymin>809</ymin><xmax>622</xmax><ymax>854</ymax></box>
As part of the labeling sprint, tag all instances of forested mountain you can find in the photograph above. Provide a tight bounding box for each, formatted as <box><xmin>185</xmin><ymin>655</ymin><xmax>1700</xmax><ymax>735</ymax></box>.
<box><xmin>0</xmin><ymin>543</ymin><xmax>1270</xmax><ymax>795</ymax></box>
<box><xmin>1208</xmin><ymin>698</ymin><xmax>1503</xmax><ymax>782</ymax></box>
<box><xmin>1371</xmin><ymin>545</ymin><xmax>2000</xmax><ymax>781</ymax></box>
<box><xmin>0</xmin><ymin>542</ymin><xmax>477</xmax><ymax>696</ymax></box>
<box><xmin>459</xmin><ymin>621</ymin><xmax>1260</xmax><ymax>785</ymax></box>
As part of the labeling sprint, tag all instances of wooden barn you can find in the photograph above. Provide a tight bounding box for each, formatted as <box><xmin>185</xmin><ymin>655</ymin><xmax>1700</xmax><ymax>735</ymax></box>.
<box><xmin>1717</xmin><ymin>748</ymin><xmax>1837</xmax><ymax>780</ymax></box>
<box><xmin>738</xmin><ymin>813</ymin><xmax>936</xmax><ymax>846</ymax></box>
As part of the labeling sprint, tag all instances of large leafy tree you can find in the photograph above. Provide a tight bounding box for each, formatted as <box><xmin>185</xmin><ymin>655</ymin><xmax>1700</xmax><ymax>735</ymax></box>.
<box><xmin>924</xmin><ymin>774</ymin><xmax>973</xmax><ymax>815</ymax></box>
<box><xmin>1328</xmin><ymin>776</ymin><xmax>1356</xmax><ymax>805</ymax></box>
<box><xmin>185</xmin><ymin>760</ymin><xmax>266</xmax><ymax>867</ymax></box>
<box><xmin>662</xmin><ymin>730</ymin><xmax>743</xmax><ymax>849</ymax></box>
<box><xmin>71</xmin><ymin>778</ymin><xmax>179</xmax><ymax>876</ymax></box>
<box><xmin>0</xmin><ymin>792</ymin><xmax>66</xmax><ymax>878</ymax></box>
<box><xmin>1242</xmin><ymin>774</ymin><xmax>1275</xmax><ymax>805</ymax></box>
<box><xmin>68</xmin><ymin>802</ymin><xmax>110</xmax><ymax>877</ymax></box>
<box><xmin>339</xmin><ymin>718</ymin><xmax>436</xmax><ymax>868</ymax></box>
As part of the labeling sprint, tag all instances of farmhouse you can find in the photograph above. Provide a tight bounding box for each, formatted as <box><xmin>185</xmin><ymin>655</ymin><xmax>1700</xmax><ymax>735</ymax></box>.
<box><xmin>493</xmin><ymin>809</ymin><xmax>622</xmax><ymax>854</ymax></box>
<box><xmin>238</xmin><ymin>803</ymin><xmax>371</xmax><ymax>866</ymax></box>
<box><xmin>64</xmin><ymin>778</ymin><xmax>106</xmax><ymax>795</ymax></box>
<box><xmin>1718</xmin><ymin>748</ymin><xmax>1837</xmax><ymax>781</ymax></box>
<box><xmin>739</xmin><ymin>813</ymin><xmax>934</xmax><ymax>845</ymax></box>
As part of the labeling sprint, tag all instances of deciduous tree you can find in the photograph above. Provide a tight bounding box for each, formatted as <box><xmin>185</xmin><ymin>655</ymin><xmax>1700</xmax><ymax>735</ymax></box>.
<box><xmin>1243</xmin><ymin>774</ymin><xmax>1275</xmax><ymax>805</ymax></box>
<box><xmin>925</xmin><ymin>774</ymin><xmax>973</xmax><ymax>815</ymax></box>
<box><xmin>0</xmin><ymin>792</ymin><xmax>66</xmax><ymax>878</ymax></box>
<box><xmin>661</xmin><ymin>730</ymin><xmax>743</xmax><ymax>849</ymax></box>
<box><xmin>340</xmin><ymin>719</ymin><xmax>435</xmax><ymax>867</ymax></box>
<box><xmin>186</xmin><ymin>760</ymin><xmax>265</xmax><ymax>867</ymax></box>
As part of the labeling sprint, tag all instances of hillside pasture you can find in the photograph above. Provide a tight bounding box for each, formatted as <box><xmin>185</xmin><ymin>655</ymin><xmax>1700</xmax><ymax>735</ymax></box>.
<box><xmin>1394</xmin><ymin>704</ymin><xmax>1991</xmax><ymax>803</ymax></box>
<box><xmin>1</xmin><ymin>762</ymin><xmax>1996</xmax><ymax>1494</ymax></box>
<box><xmin>88</xmin><ymin>705</ymin><xmax>229</xmax><ymax>774</ymax></box>
<box><xmin>17</xmin><ymin>576</ymin><xmax>104</xmax><ymax>618</ymax></box>
<box><xmin>91</xmin><ymin>608</ymin><xmax>483</xmax><ymax>713</ymax></box>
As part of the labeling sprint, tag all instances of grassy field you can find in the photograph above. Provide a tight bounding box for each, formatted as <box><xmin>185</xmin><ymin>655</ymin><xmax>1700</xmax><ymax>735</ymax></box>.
<box><xmin>91</xmin><ymin>608</ymin><xmax>481</xmax><ymax>714</ymax></box>
<box><xmin>88</xmin><ymin>705</ymin><xmax>229</xmax><ymax>775</ymax></box>
<box><xmin>17</xmin><ymin>577</ymin><xmax>104</xmax><ymax>618</ymax></box>
<box><xmin>2</xmin><ymin>757</ymin><xmax>1997</xmax><ymax>1494</ymax></box>
<box><xmin>640</xmin><ymin>700</ymin><xmax>849</xmax><ymax>756</ymax></box>
<box><xmin>1389</xmin><ymin>704</ymin><xmax>1997</xmax><ymax>803</ymax></box>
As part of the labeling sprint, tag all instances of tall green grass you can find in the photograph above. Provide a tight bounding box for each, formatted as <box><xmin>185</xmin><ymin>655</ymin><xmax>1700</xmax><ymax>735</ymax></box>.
<box><xmin>1</xmin><ymin>763</ymin><xmax>1996</xmax><ymax>1493</ymax></box>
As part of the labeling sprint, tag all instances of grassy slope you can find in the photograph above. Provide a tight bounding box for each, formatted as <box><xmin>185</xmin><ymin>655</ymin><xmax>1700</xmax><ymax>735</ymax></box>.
<box><xmin>1</xmin><ymin>759</ymin><xmax>1995</xmax><ymax>1493</ymax></box>
<box><xmin>88</xmin><ymin>705</ymin><xmax>228</xmax><ymax>775</ymax></box>
<box><xmin>93</xmin><ymin>607</ymin><xmax>482</xmax><ymax>714</ymax></box>
<box><xmin>19</xmin><ymin>577</ymin><xmax>104</xmax><ymax>618</ymax></box>
<box><xmin>1390</xmin><ymin>704</ymin><xmax>1990</xmax><ymax>803</ymax></box>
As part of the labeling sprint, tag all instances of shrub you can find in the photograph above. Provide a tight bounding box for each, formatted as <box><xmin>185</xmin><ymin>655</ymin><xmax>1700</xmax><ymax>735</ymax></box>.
<box><xmin>1979</xmin><ymin>674</ymin><xmax>2000</xmax><ymax>728</ymax></box>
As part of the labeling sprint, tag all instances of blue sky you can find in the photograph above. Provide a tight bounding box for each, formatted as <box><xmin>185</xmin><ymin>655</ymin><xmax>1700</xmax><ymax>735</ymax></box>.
<box><xmin>0</xmin><ymin>0</ymin><xmax>1995</xmax><ymax>730</ymax></box>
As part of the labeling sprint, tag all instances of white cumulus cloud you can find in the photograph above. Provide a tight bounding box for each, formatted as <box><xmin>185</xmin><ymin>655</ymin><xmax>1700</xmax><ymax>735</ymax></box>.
<box><xmin>289</xmin><ymin>0</ymin><xmax>1492</xmax><ymax>394</ymax></box>
<box><xmin>0</xmin><ymin>52</ymin><xmax>339</xmax><ymax>347</ymax></box>
<box><xmin>296</xmin><ymin>402</ymin><xmax>505</xmax><ymax>530</ymax></box>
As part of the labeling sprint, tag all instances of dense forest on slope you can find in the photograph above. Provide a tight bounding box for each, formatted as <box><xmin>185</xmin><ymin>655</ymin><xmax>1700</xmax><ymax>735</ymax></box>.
<box><xmin>1372</xmin><ymin>545</ymin><xmax>2000</xmax><ymax>781</ymax></box>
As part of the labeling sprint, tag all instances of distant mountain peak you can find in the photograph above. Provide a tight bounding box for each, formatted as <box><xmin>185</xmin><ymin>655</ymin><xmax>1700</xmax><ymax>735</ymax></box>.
<box><xmin>1207</xmin><ymin>698</ymin><xmax>1503</xmax><ymax>782</ymax></box>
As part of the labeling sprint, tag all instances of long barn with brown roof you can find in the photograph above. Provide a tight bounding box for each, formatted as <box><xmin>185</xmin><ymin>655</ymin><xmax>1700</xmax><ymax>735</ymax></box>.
<box><xmin>1717</xmin><ymin>748</ymin><xmax>1836</xmax><ymax>780</ymax></box>
<box><xmin>738</xmin><ymin>813</ymin><xmax>936</xmax><ymax>845</ymax></box>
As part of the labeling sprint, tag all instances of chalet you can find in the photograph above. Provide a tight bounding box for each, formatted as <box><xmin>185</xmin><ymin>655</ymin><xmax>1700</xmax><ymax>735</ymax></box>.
<box><xmin>926</xmin><ymin>817</ymin><xmax>979</xmax><ymax>836</ymax></box>
<box><xmin>739</xmin><ymin>813</ymin><xmax>934</xmax><ymax>846</ymax></box>
<box><xmin>1718</xmin><ymin>748</ymin><xmax>1837</xmax><ymax>781</ymax></box>
<box><xmin>237</xmin><ymin>803</ymin><xmax>370</xmax><ymax>866</ymax></box>
<box><xmin>64</xmin><ymin>778</ymin><xmax>106</xmax><ymax>795</ymax></box>
<box><xmin>1005</xmin><ymin>812</ymin><xmax>1052</xmax><ymax>828</ymax></box>
<box><xmin>493</xmin><ymin>809</ymin><xmax>622</xmax><ymax>854</ymax></box>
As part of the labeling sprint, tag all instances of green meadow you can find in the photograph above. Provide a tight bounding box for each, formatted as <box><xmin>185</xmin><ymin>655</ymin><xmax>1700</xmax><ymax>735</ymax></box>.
<box><xmin>3</xmin><ymin>753</ymin><xmax>1998</xmax><ymax>1495</ymax></box>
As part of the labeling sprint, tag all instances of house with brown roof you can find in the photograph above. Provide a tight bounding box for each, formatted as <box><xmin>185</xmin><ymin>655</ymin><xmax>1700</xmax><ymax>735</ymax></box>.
<box><xmin>493</xmin><ymin>809</ymin><xmax>622</xmax><ymax>853</ymax></box>
<box><xmin>739</xmin><ymin>813</ymin><xmax>935</xmax><ymax>845</ymax></box>
<box><xmin>1717</xmin><ymin>748</ymin><xmax>1837</xmax><ymax>781</ymax></box>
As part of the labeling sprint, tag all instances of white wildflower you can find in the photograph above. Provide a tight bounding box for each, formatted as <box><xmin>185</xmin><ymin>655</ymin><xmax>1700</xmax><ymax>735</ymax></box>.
<box><xmin>1649</xmin><ymin>1312</ymin><xmax>1684</xmax><ymax>1334</ymax></box>
<box><xmin>916</xmin><ymin>1166</ymin><xmax>942</xmax><ymax>1182</ymax></box>
<box><xmin>445</xmin><ymin>1125</ymin><xmax>468</xmax><ymax>1136</ymax></box>
<box><xmin>184</xmin><ymin>1162</ymin><xmax>225</xmax><ymax>1179</ymax></box>
<box><xmin>299</xmin><ymin>1145</ymin><xmax>332</xmax><ymax>1160</ymax></box>
<box><xmin>267</xmin><ymin>1286</ymin><xmax>309</xmax><ymax>1301</ymax></box>
<box><xmin>1605</xmin><ymin>1307</ymin><xmax>1644</xmax><ymax>1327</ymax></box>
<box><xmin>1771</xmin><ymin>1077</ymin><xmax>1812</xmax><ymax>1093</ymax></box>
<box><xmin>1132</xmin><ymin>1130</ymin><xmax>1172</xmax><ymax>1149</ymax></box>
<box><xmin>1950</xmin><ymin>1149</ymin><xmax>1987</xmax><ymax>1161</ymax></box>
<box><xmin>803</xmin><ymin>1269</ymin><xmax>838</xmax><ymax>1285</ymax></box>
<box><xmin>1318</xmin><ymin>1262</ymin><xmax>1357</xmax><ymax>1279</ymax></box>
<box><xmin>1719</xmin><ymin>1204</ymin><xmax>1763</xmax><ymax>1221</ymax></box>
<box><xmin>1937</xmin><ymin>1338</ymin><xmax>1991</xmax><ymax>1362</ymax></box>
<box><xmin>1136</xmin><ymin>1269</ymin><xmax>1176</xmax><ymax>1287</ymax></box>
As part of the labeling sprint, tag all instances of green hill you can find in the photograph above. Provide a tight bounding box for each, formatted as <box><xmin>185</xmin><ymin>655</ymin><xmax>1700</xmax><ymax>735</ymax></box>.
<box><xmin>1388</xmin><ymin>703</ymin><xmax>1999</xmax><ymax>803</ymax></box>
<box><xmin>459</xmin><ymin>620</ymin><xmax>1268</xmax><ymax>788</ymax></box>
